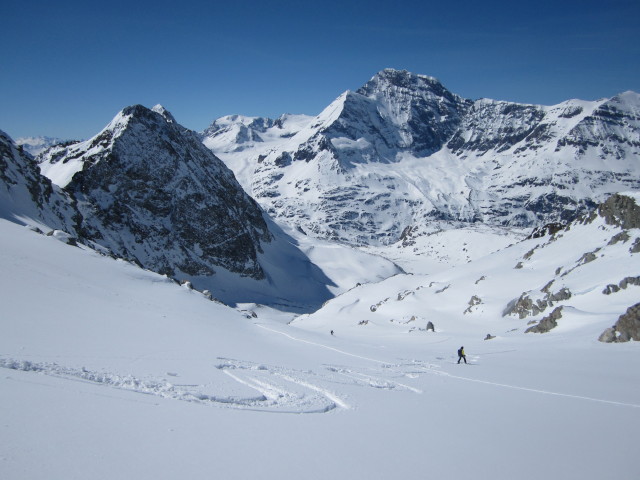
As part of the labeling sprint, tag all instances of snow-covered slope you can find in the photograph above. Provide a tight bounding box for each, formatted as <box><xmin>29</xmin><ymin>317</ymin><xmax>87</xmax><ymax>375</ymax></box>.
<box><xmin>1</xmin><ymin>199</ymin><xmax>639</xmax><ymax>480</ymax></box>
<box><xmin>203</xmin><ymin>69</ymin><xmax>640</xmax><ymax>264</ymax></box>
<box><xmin>295</xmin><ymin>192</ymin><xmax>640</xmax><ymax>346</ymax></box>
<box><xmin>201</xmin><ymin>113</ymin><xmax>314</xmax><ymax>191</ymax></box>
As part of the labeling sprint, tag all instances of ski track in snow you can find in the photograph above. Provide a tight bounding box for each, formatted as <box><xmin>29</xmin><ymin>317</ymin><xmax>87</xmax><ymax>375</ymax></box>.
<box><xmin>429</xmin><ymin>369</ymin><xmax>640</xmax><ymax>409</ymax></box>
<box><xmin>3</xmin><ymin>324</ymin><xmax>638</xmax><ymax>412</ymax></box>
<box><xmin>254</xmin><ymin>324</ymin><xmax>640</xmax><ymax>410</ymax></box>
<box><xmin>0</xmin><ymin>357</ymin><xmax>345</xmax><ymax>414</ymax></box>
<box><xmin>255</xmin><ymin>323</ymin><xmax>391</xmax><ymax>364</ymax></box>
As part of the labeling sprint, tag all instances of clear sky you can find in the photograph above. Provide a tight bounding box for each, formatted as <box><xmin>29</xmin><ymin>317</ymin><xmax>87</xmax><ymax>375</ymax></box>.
<box><xmin>2</xmin><ymin>0</ymin><xmax>639</xmax><ymax>140</ymax></box>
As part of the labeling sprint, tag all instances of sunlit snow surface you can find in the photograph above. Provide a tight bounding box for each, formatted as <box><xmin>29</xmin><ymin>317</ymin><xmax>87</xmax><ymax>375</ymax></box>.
<box><xmin>1</xmin><ymin>215</ymin><xmax>639</xmax><ymax>480</ymax></box>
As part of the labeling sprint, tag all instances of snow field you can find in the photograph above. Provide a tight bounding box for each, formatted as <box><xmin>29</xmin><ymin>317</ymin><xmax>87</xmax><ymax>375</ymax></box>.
<box><xmin>1</xmin><ymin>216</ymin><xmax>640</xmax><ymax>479</ymax></box>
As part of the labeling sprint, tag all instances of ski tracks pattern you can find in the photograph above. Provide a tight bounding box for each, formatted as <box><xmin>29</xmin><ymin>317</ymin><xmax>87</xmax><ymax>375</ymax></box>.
<box><xmin>0</xmin><ymin>355</ymin><xmax>432</xmax><ymax>414</ymax></box>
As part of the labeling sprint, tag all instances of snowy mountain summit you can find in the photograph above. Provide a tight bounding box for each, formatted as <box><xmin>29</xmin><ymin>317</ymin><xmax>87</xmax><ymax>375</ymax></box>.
<box><xmin>203</xmin><ymin>69</ymin><xmax>640</xmax><ymax>249</ymax></box>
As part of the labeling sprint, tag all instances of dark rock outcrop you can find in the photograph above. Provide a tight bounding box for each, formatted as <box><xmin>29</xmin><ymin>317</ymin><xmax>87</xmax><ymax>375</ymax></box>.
<box><xmin>602</xmin><ymin>276</ymin><xmax>640</xmax><ymax>295</ymax></box>
<box><xmin>528</xmin><ymin>222</ymin><xmax>565</xmax><ymax>239</ymax></box>
<box><xmin>598</xmin><ymin>193</ymin><xmax>640</xmax><ymax>229</ymax></box>
<box><xmin>525</xmin><ymin>306</ymin><xmax>563</xmax><ymax>333</ymax></box>
<box><xmin>503</xmin><ymin>288</ymin><xmax>571</xmax><ymax>319</ymax></box>
<box><xmin>599</xmin><ymin>303</ymin><xmax>640</xmax><ymax>342</ymax></box>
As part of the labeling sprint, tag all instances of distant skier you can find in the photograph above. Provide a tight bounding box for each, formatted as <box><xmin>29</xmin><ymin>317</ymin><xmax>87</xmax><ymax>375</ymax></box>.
<box><xmin>331</xmin><ymin>330</ymin><xmax>334</xmax><ymax>336</ymax></box>
<box><xmin>457</xmin><ymin>346</ymin><xmax>467</xmax><ymax>364</ymax></box>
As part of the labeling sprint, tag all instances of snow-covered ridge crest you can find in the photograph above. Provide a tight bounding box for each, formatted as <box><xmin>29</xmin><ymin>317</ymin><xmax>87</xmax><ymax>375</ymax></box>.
<box><xmin>38</xmin><ymin>106</ymin><xmax>137</xmax><ymax>187</ymax></box>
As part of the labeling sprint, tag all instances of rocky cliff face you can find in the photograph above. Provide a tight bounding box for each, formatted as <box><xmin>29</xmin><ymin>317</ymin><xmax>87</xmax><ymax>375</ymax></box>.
<box><xmin>203</xmin><ymin>69</ymin><xmax>640</xmax><ymax>248</ymax></box>
<box><xmin>355</xmin><ymin>68</ymin><xmax>470</xmax><ymax>157</ymax></box>
<box><xmin>40</xmin><ymin>105</ymin><xmax>272</xmax><ymax>280</ymax></box>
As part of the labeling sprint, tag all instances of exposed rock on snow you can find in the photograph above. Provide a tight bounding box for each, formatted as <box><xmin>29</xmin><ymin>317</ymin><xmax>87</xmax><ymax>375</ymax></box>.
<box><xmin>599</xmin><ymin>303</ymin><xmax>640</xmax><ymax>342</ymax></box>
<box><xmin>503</xmin><ymin>293</ymin><xmax>542</xmax><ymax>319</ymax></box>
<box><xmin>464</xmin><ymin>295</ymin><xmax>482</xmax><ymax>314</ymax></box>
<box><xmin>528</xmin><ymin>222</ymin><xmax>566</xmax><ymax>239</ymax></box>
<box><xmin>503</xmin><ymin>287</ymin><xmax>572</xmax><ymax>319</ymax></box>
<box><xmin>597</xmin><ymin>192</ymin><xmax>640</xmax><ymax>229</ymax></box>
<box><xmin>525</xmin><ymin>306</ymin><xmax>563</xmax><ymax>334</ymax></box>
<box><xmin>603</xmin><ymin>276</ymin><xmax>640</xmax><ymax>295</ymax></box>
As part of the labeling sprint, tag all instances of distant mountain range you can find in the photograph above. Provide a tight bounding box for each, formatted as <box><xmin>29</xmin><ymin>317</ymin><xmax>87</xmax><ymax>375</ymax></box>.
<box><xmin>2</xmin><ymin>69</ymin><xmax>639</xmax><ymax>311</ymax></box>
<box><xmin>15</xmin><ymin>136</ymin><xmax>71</xmax><ymax>157</ymax></box>
<box><xmin>203</xmin><ymin>69</ymin><xmax>640</xmax><ymax>248</ymax></box>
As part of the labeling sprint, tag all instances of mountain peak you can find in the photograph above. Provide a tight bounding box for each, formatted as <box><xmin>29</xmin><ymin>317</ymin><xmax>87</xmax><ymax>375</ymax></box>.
<box><xmin>358</xmin><ymin>68</ymin><xmax>451</xmax><ymax>100</ymax></box>
<box><xmin>115</xmin><ymin>104</ymin><xmax>177</xmax><ymax>127</ymax></box>
<box><xmin>377</xmin><ymin>68</ymin><xmax>440</xmax><ymax>84</ymax></box>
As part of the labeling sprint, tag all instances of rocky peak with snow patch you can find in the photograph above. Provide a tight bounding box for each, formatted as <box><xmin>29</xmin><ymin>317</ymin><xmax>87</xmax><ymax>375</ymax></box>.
<box><xmin>44</xmin><ymin>104</ymin><xmax>273</xmax><ymax>280</ymax></box>
<box><xmin>356</xmin><ymin>69</ymin><xmax>470</xmax><ymax>155</ymax></box>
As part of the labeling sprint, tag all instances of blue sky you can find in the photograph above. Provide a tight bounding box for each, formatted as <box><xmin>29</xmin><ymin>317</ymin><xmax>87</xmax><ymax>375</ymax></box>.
<box><xmin>2</xmin><ymin>0</ymin><xmax>639</xmax><ymax>140</ymax></box>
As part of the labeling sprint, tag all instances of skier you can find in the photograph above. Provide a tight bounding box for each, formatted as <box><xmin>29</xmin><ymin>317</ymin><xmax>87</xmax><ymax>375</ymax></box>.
<box><xmin>457</xmin><ymin>346</ymin><xmax>467</xmax><ymax>364</ymax></box>
<box><xmin>330</xmin><ymin>330</ymin><xmax>334</xmax><ymax>336</ymax></box>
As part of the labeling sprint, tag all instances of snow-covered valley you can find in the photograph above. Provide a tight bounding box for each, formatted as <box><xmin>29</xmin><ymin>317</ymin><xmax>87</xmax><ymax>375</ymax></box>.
<box><xmin>2</xmin><ymin>200</ymin><xmax>639</xmax><ymax>479</ymax></box>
